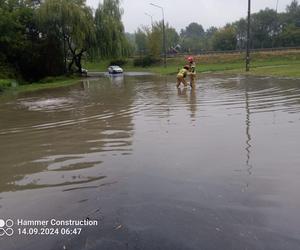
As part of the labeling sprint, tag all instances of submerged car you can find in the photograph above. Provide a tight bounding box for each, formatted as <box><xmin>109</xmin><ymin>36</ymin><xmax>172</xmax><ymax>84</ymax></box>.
<box><xmin>108</xmin><ymin>65</ymin><xmax>123</xmax><ymax>74</ymax></box>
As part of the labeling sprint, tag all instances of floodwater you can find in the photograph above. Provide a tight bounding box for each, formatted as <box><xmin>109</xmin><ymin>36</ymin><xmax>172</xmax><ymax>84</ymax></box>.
<box><xmin>0</xmin><ymin>74</ymin><xmax>300</xmax><ymax>250</ymax></box>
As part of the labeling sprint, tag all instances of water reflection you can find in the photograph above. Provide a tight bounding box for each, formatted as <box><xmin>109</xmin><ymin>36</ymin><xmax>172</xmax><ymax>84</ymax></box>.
<box><xmin>177</xmin><ymin>87</ymin><xmax>197</xmax><ymax>119</ymax></box>
<box><xmin>0</xmin><ymin>77</ymin><xmax>136</xmax><ymax>192</ymax></box>
<box><xmin>245</xmin><ymin>82</ymin><xmax>252</xmax><ymax>175</ymax></box>
<box><xmin>108</xmin><ymin>74</ymin><xmax>124</xmax><ymax>86</ymax></box>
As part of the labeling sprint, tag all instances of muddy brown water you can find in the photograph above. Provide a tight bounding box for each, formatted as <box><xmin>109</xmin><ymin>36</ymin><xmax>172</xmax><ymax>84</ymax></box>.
<box><xmin>0</xmin><ymin>74</ymin><xmax>300</xmax><ymax>250</ymax></box>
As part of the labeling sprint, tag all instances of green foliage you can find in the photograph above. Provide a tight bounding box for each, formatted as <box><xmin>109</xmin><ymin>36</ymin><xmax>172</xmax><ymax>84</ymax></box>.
<box><xmin>37</xmin><ymin>0</ymin><xmax>95</xmax><ymax>73</ymax></box>
<box><xmin>134</xmin><ymin>22</ymin><xmax>179</xmax><ymax>57</ymax></box>
<box><xmin>180</xmin><ymin>23</ymin><xmax>215</xmax><ymax>53</ymax></box>
<box><xmin>212</xmin><ymin>26</ymin><xmax>237</xmax><ymax>51</ymax></box>
<box><xmin>233</xmin><ymin>19</ymin><xmax>247</xmax><ymax>50</ymax></box>
<box><xmin>180</xmin><ymin>37</ymin><xmax>204</xmax><ymax>54</ymax></box>
<box><xmin>147</xmin><ymin>24</ymin><xmax>162</xmax><ymax>57</ymax></box>
<box><xmin>286</xmin><ymin>0</ymin><xmax>300</xmax><ymax>20</ymax></box>
<box><xmin>0</xmin><ymin>79</ymin><xmax>12</xmax><ymax>92</ymax></box>
<box><xmin>135</xmin><ymin>28</ymin><xmax>148</xmax><ymax>56</ymax></box>
<box><xmin>0</xmin><ymin>0</ymin><xmax>65</xmax><ymax>81</ymax></box>
<box><xmin>133</xmin><ymin>56</ymin><xmax>161</xmax><ymax>67</ymax></box>
<box><xmin>125</xmin><ymin>32</ymin><xmax>136</xmax><ymax>55</ymax></box>
<box><xmin>109</xmin><ymin>59</ymin><xmax>128</xmax><ymax>66</ymax></box>
<box><xmin>94</xmin><ymin>0</ymin><xmax>131</xmax><ymax>59</ymax></box>
<box><xmin>277</xmin><ymin>24</ymin><xmax>300</xmax><ymax>46</ymax></box>
<box><xmin>0</xmin><ymin>60</ymin><xmax>15</xmax><ymax>79</ymax></box>
<box><xmin>234</xmin><ymin>1</ymin><xmax>300</xmax><ymax>50</ymax></box>
<box><xmin>165</xmin><ymin>25</ymin><xmax>180</xmax><ymax>51</ymax></box>
<box><xmin>131</xmin><ymin>0</ymin><xmax>300</xmax><ymax>54</ymax></box>
<box><xmin>180</xmin><ymin>22</ymin><xmax>205</xmax><ymax>38</ymax></box>
<box><xmin>250</xmin><ymin>8</ymin><xmax>279</xmax><ymax>48</ymax></box>
<box><xmin>38</xmin><ymin>0</ymin><xmax>95</xmax><ymax>48</ymax></box>
<box><xmin>12</xmin><ymin>76</ymin><xmax>80</xmax><ymax>93</ymax></box>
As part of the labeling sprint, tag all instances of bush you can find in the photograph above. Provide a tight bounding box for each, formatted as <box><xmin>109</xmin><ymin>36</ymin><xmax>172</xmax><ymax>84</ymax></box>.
<box><xmin>133</xmin><ymin>56</ymin><xmax>161</xmax><ymax>67</ymax></box>
<box><xmin>109</xmin><ymin>59</ymin><xmax>128</xmax><ymax>66</ymax></box>
<box><xmin>38</xmin><ymin>76</ymin><xmax>73</xmax><ymax>84</ymax></box>
<box><xmin>0</xmin><ymin>79</ymin><xmax>12</xmax><ymax>92</ymax></box>
<box><xmin>0</xmin><ymin>61</ymin><xmax>16</xmax><ymax>79</ymax></box>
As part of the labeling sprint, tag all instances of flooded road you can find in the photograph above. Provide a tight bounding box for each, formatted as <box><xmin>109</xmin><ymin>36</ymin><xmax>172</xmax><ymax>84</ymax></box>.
<box><xmin>0</xmin><ymin>74</ymin><xmax>300</xmax><ymax>250</ymax></box>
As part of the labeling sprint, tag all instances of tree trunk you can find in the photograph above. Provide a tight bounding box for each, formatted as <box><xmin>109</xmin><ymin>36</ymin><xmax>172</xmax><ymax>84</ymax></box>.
<box><xmin>66</xmin><ymin>38</ymin><xmax>85</xmax><ymax>74</ymax></box>
<box><xmin>75</xmin><ymin>54</ymin><xmax>82</xmax><ymax>73</ymax></box>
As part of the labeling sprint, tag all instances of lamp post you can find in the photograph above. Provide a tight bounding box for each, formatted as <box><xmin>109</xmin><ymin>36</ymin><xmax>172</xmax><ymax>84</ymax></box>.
<box><xmin>150</xmin><ymin>3</ymin><xmax>167</xmax><ymax>67</ymax></box>
<box><xmin>144</xmin><ymin>12</ymin><xmax>153</xmax><ymax>26</ymax></box>
<box><xmin>246</xmin><ymin>0</ymin><xmax>251</xmax><ymax>72</ymax></box>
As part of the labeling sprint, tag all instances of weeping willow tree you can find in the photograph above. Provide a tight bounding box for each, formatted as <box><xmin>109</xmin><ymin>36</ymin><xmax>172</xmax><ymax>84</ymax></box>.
<box><xmin>94</xmin><ymin>0</ymin><xmax>131</xmax><ymax>59</ymax></box>
<box><xmin>37</xmin><ymin>0</ymin><xmax>95</xmax><ymax>73</ymax></box>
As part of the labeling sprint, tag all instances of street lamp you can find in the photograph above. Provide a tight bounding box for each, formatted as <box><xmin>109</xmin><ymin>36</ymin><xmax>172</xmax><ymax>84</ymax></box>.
<box><xmin>144</xmin><ymin>12</ymin><xmax>153</xmax><ymax>26</ymax></box>
<box><xmin>246</xmin><ymin>0</ymin><xmax>251</xmax><ymax>72</ymax></box>
<box><xmin>150</xmin><ymin>3</ymin><xmax>167</xmax><ymax>67</ymax></box>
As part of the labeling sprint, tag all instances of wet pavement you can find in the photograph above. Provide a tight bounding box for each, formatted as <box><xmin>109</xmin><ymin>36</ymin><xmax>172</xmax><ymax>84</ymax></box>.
<box><xmin>0</xmin><ymin>74</ymin><xmax>300</xmax><ymax>249</ymax></box>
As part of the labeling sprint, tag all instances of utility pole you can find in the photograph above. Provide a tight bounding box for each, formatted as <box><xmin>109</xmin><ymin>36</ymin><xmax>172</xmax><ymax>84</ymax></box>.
<box><xmin>272</xmin><ymin>0</ymin><xmax>279</xmax><ymax>48</ymax></box>
<box><xmin>150</xmin><ymin>3</ymin><xmax>167</xmax><ymax>67</ymax></box>
<box><xmin>246</xmin><ymin>0</ymin><xmax>251</xmax><ymax>72</ymax></box>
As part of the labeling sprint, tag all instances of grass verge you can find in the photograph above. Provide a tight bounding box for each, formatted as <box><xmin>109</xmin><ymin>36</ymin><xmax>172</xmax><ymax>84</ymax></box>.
<box><xmin>0</xmin><ymin>79</ymin><xmax>12</xmax><ymax>92</ymax></box>
<box><xmin>84</xmin><ymin>50</ymin><xmax>300</xmax><ymax>78</ymax></box>
<box><xmin>0</xmin><ymin>76</ymin><xmax>81</xmax><ymax>94</ymax></box>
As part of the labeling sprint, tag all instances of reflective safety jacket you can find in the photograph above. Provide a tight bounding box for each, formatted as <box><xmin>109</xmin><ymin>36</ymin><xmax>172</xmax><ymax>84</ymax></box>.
<box><xmin>177</xmin><ymin>68</ymin><xmax>188</xmax><ymax>78</ymax></box>
<box><xmin>189</xmin><ymin>62</ymin><xmax>196</xmax><ymax>73</ymax></box>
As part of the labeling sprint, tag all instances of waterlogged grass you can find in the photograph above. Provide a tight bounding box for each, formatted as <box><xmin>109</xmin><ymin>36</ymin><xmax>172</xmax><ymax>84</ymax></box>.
<box><xmin>228</xmin><ymin>63</ymin><xmax>300</xmax><ymax>78</ymax></box>
<box><xmin>85</xmin><ymin>50</ymin><xmax>300</xmax><ymax>78</ymax></box>
<box><xmin>0</xmin><ymin>79</ymin><xmax>13</xmax><ymax>92</ymax></box>
<box><xmin>124</xmin><ymin>58</ymin><xmax>299</xmax><ymax>77</ymax></box>
<box><xmin>1</xmin><ymin>50</ymin><xmax>299</xmax><ymax>94</ymax></box>
<box><xmin>0</xmin><ymin>76</ymin><xmax>81</xmax><ymax>94</ymax></box>
<box><xmin>17</xmin><ymin>77</ymin><xmax>81</xmax><ymax>93</ymax></box>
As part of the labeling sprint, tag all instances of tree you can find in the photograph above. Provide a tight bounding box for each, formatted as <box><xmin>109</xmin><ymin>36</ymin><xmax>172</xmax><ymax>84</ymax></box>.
<box><xmin>277</xmin><ymin>23</ymin><xmax>300</xmax><ymax>46</ymax></box>
<box><xmin>147</xmin><ymin>24</ymin><xmax>161</xmax><ymax>58</ymax></box>
<box><xmin>180</xmin><ymin>22</ymin><xmax>205</xmax><ymax>38</ymax></box>
<box><xmin>125</xmin><ymin>32</ymin><xmax>136</xmax><ymax>55</ymax></box>
<box><xmin>0</xmin><ymin>0</ymin><xmax>64</xmax><ymax>81</ymax></box>
<box><xmin>38</xmin><ymin>0</ymin><xmax>95</xmax><ymax>73</ymax></box>
<box><xmin>286</xmin><ymin>0</ymin><xmax>300</xmax><ymax>19</ymax></box>
<box><xmin>212</xmin><ymin>25</ymin><xmax>237</xmax><ymax>51</ymax></box>
<box><xmin>250</xmin><ymin>8</ymin><xmax>279</xmax><ymax>48</ymax></box>
<box><xmin>135</xmin><ymin>28</ymin><xmax>148</xmax><ymax>56</ymax></box>
<box><xmin>284</xmin><ymin>0</ymin><xmax>300</xmax><ymax>27</ymax></box>
<box><xmin>234</xmin><ymin>18</ymin><xmax>248</xmax><ymax>50</ymax></box>
<box><xmin>94</xmin><ymin>0</ymin><xmax>130</xmax><ymax>59</ymax></box>
<box><xmin>202</xmin><ymin>26</ymin><xmax>218</xmax><ymax>50</ymax></box>
<box><xmin>180</xmin><ymin>22</ymin><xmax>205</xmax><ymax>53</ymax></box>
<box><xmin>134</xmin><ymin>22</ymin><xmax>179</xmax><ymax>58</ymax></box>
<box><xmin>165</xmin><ymin>25</ymin><xmax>180</xmax><ymax>52</ymax></box>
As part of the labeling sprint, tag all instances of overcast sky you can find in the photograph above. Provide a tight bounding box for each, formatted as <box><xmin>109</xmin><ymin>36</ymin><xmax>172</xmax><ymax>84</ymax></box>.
<box><xmin>86</xmin><ymin>0</ymin><xmax>292</xmax><ymax>33</ymax></box>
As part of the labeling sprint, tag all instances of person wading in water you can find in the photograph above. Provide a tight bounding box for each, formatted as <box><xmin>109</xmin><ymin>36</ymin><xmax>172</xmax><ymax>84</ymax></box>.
<box><xmin>176</xmin><ymin>65</ymin><xmax>190</xmax><ymax>88</ymax></box>
<box><xmin>187</xmin><ymin>56</ymin><xmax>196</xmax><ymax>88</ymax></box>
